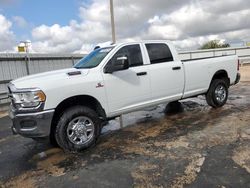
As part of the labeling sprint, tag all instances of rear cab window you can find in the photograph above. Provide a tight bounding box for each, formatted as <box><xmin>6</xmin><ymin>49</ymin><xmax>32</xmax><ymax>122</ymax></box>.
<box><xmin>145</xmin><ymin>43</ymin><xmax>173</xmax><ymax>64</ymax></box>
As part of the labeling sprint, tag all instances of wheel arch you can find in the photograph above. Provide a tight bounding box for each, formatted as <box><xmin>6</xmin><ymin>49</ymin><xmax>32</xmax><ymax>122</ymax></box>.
<box><xmin>210</xmin><ymin>70</ymin><xmax>230</xmax><ymax>87</ymax></box>
<box><xmin>50</xmin><ymin>95</ymin><xmax>106</xmax><ymax>142</ymax></box>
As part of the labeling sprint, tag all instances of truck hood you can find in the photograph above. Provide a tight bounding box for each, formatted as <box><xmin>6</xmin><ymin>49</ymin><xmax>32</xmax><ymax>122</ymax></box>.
<box><xmin>11</xmin><ymin>68</ymin><xmax>89</xmax><ymax>89</ymax></box>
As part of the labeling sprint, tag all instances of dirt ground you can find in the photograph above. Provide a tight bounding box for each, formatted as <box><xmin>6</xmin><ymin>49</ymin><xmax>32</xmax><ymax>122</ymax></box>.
<box><xmin>240</xmin><ymin>64</ymin><xmax>250</xmax><ymax>82</ymax></box>
<box><xmin>0</xmin><ymin>112</ymin><xmax>7</xmax><ymax>119</ymax></box>
<box><xmin>0</xmin><ymin>66</ymin><xmax>250</xmax><ymax>188</ymax></box>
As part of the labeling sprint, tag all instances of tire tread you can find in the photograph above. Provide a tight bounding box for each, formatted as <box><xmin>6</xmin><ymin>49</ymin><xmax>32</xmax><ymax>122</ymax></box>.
<box><xmin>206</xmin><ymin>79</ymin><xmax>228</xmax><ymax>108</ymax></box>
<box><xmin>55</xmin><ymin>105</ymin><xmax>101</xmax><ymax>152</ymax></box>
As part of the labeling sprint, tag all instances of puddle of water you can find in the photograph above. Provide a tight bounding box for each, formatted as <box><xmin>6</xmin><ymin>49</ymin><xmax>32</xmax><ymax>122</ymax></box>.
<box><xmin>101</xmin><ymin>105</ymin><xmax>165</xmax><ymax>134</ymax></box>
<box><xmin>101</xmin><ymin>100</ymin><xmax>208</xmax><ymax>135</ymax></box>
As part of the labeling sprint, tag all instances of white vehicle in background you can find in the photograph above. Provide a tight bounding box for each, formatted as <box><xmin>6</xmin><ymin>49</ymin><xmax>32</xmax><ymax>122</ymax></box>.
<box><xmin>8</xmin><ymin>40</ymin><xmax>240</xmax><ymax>152</ymax></box>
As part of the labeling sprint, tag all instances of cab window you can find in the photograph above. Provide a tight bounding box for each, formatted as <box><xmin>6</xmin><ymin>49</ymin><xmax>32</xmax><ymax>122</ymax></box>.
<box><xmin>146</xmin><ymin>43</ymin><xmax>173</xmax><ymax>64</ymax></box>
<box><xmin>112</xmin><ymin>44</ymin><xmax>143</xmax><ymax>67</ymax></box>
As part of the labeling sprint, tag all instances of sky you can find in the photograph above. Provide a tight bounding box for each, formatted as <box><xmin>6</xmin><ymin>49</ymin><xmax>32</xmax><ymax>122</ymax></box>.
<box><xmin>0</xmin><ymin>0</ymin><xmax>250</xmax><ymax>53</ymax></box>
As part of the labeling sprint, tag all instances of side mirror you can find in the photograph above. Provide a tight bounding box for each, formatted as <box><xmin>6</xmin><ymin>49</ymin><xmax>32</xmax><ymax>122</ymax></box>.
<box><xmin>105</xmin><ymin>56</ymin><xmax>129</xmax><ymax>73</ymax></box>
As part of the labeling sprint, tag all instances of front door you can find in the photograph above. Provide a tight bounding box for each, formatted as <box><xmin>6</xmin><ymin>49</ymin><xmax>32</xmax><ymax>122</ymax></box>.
<box><xmin>102</xmin><ymin>44</ymin><xmax>151</xmax><ymax>116</ymax></box>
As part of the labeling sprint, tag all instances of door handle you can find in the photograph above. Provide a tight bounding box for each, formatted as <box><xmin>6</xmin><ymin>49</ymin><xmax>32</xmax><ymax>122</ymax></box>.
<box><xmin>136</xmin><ymin>72</ymin><xmax>147</xmax><ymax>76</ymax></box>
<box><xmin>172</xmin><ymin>66</ymin><xmax>181</xmax><ymax>70</ymax></box>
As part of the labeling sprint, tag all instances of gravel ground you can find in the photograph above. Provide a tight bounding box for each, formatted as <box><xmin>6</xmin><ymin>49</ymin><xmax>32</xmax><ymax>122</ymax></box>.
<box><xmin>0</xmin><ymin>73</ymin><xmax>250</xmax><ymax>188</ymax></box>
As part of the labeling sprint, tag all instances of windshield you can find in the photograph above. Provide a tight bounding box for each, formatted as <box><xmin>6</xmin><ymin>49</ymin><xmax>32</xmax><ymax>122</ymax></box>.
<box><xmin>74</xmin><ymin>47</ymin><xmax>113</xmax><ymax>69</ymax></box>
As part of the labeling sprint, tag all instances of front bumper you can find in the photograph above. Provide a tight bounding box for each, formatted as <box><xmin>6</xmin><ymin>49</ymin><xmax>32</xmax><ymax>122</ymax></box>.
<box><xmin>9</xmin><ymin>108</ymin><xmax>54</xmax><ymax>138</ymax></box>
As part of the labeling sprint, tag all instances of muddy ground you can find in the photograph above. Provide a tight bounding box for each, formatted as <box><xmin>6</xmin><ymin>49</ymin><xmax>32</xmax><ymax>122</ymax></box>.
<box><xmin>0</xmin><ymin>71</ymin><xmax>250</xmax><ymax>187</ymax></box>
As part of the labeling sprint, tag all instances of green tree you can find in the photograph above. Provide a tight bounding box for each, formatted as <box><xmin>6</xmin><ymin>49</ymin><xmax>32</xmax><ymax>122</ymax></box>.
<box><xmin>200</xmin><ymin>40</ymin><xmax>230</xmax><ymax>49</ymax></box>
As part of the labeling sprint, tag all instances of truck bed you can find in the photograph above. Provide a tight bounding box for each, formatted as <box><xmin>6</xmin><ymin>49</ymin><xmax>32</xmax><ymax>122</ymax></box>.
<box><xmin>181</xmin><ymin>55</ymin><xmax>238</xmax><ymax>98</ymax></box>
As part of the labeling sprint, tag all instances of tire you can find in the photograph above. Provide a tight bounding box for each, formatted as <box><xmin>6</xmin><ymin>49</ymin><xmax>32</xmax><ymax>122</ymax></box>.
<box><xmin>164</xmin><ymin>101</ymin><xmax>184</xmax><ymax>115</ymax></box>
<box><xmin>49</xmin><ymin>134</ymin><xmax>59</xmax><ymax>147</ymax></box>
<box><xmin>206</xmin><ymin>79</ymin><xmax>228</xmax><ymax>108</ymax></box>
<box><xmin>55</xmin><ymin>106</ymin><xmax>101</xmax><ymax>152</ymax></box>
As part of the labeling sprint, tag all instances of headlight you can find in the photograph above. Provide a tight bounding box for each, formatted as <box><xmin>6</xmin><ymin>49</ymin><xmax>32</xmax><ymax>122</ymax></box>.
<box><xmin>12</xmin><ymin>90</ymin><xmax>46</xmax><ymax>108</ymax></box>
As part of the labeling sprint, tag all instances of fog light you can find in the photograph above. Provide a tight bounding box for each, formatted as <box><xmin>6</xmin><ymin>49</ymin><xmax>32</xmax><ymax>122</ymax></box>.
<box><xmin>20</xmin><ymin>120</ymin><xmax>37</xmax><ymax>129</ymax></box>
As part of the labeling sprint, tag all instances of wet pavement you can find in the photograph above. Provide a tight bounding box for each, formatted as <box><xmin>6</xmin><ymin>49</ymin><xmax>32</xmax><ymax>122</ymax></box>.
<box><xmin>0</xmin><ymin>82</ymin><xmax>250</xmax><ymax>188</ymax></box>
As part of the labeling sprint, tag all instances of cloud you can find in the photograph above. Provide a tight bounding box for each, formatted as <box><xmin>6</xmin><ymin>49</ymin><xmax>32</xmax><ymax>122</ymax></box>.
<box><xmin>3</xmin><ymin>0</ymin><xmax>250</xmax><ymax>53</ymax></box>
<box><xmin>31</xmin><ymin>0</ymin><xmax>191</xmax><ymax>53</ymax></box>
<box><xmin>200</xmin><ymin>0</ymin><xmax>250</xmax><ymax>14</ymax></box>
<box><xmin>0</xmin><ymin>14</ymin><xmax>16</xmax><ymax>51</ymax></box>
<box><xmin>12</xmin><ymin>16</ymin><xmax>28</xmax><ymax>28</ymax></box>
<box><xmin>31</xmin><ymin>1</ymin><xmax>112</xmax><ymax>53</ymax></box>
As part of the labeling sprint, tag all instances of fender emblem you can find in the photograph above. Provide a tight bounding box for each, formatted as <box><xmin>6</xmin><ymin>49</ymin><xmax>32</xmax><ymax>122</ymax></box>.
<box><xmin>96</xmin><ymin>82</ymin><xmax>104</xmax><ymax>88</ymax></box>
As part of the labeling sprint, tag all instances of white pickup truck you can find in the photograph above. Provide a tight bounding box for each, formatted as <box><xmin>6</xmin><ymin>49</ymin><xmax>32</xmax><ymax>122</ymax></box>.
<box><xmin>8</xmin><ymin>40</ymin><xmax>240</xmax><ymax>152</ymax></box>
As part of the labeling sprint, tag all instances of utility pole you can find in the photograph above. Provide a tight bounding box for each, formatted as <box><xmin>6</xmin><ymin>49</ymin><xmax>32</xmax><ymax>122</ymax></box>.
<box><xmin>110</xmin><ymin>0</ymin><xmax>116</xmax><ymax>43</ymax></box>
<box><xmin>19</xmin><ymin>41</ymin><xmax>31</xmax><ymax>75</ymax></box>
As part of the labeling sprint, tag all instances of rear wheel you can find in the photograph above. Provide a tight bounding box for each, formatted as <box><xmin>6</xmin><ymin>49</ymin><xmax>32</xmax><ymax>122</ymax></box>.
<box><xmin>206</xmin><ymin>79</ymin><xmax>228</xmax><ymax>108</ymax></box>
<box><xmin>55</xmin><ymin>106</ymin><xmax>101</xmax><ymax>152</ymax></box>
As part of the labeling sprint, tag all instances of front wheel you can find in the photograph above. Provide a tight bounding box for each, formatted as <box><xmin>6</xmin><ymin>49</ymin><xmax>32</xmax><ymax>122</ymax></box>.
<box><xmin>206</xmin><ymin>79</ymin><xmax>228</xmax><ymax>108</ymax></box>
<box><xmin>55</xmin><ymin>106</ymin><xmax>101</xmax><ymax>152</ymax></box>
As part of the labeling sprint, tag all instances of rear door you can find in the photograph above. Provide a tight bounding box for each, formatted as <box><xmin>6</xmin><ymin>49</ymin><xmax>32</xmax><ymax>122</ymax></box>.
<box><xmin>145</xmin><ymin>43</ymin><xmax>184</xmax><ymax>102</ymax></box>
<box><xmin>102</xmin><ymin>44</ymin><xmax>151</xmax><ymax>116</ymax></box>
